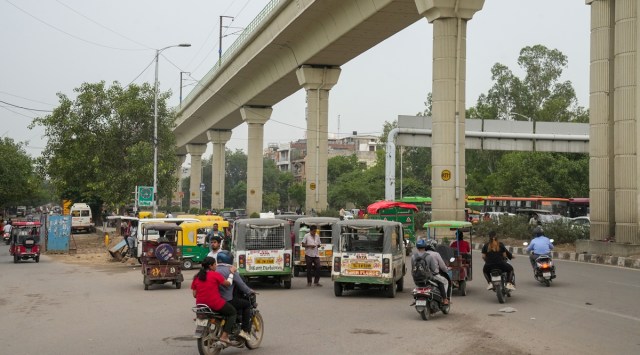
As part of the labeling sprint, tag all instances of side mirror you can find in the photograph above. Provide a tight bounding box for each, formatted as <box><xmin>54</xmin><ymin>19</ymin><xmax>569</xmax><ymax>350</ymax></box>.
<box><xmin>523</xmin><ymin>242</ymin><xmax>528</xmax><ymax>246</ymax></box>
<box><xmin>449</xmin><ymin>257</ymin><xmax>455</xmax><ymax>262</ymax></box>
<box><xmin>550</xmin><ymin>239</ymin><xmax>554</xmax><ymax>243</ymax></box>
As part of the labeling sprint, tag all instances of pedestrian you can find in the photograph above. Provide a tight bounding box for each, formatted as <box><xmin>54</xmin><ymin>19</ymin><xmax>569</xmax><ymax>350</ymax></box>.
<box><xmin>296</xmin><ymin>206</ymin><xmax>302</xmax><ymax>215</ymax></box>
<box><xmin>207</xmin><ymin>234</ymin><xmax>223</xmax><ymax>260</ymax></box>
<box><xmin>339</xmin><ymin>208</ymin><xmax>345</xmax><ymax>220</ymax></box>
<box><xmin>301</xmin><ymin>225</ymin><xmax>322</xmax><ymax>287</ymax></box>
<box><xmin>166</xmin><ymin>211</ymin><xmax>173</xmax><ymax>218</ymax></box>
<box><xmin>357</xmin><ymin>208</ymin><xmax>365</xmax><ymax>219</ymax></box>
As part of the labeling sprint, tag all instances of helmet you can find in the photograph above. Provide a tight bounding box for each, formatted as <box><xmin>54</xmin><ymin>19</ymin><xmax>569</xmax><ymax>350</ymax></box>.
<box><xmin>425</xmin><ymin>239</ymin><xmax>437</xmax><ymax>251</ymax></box>
<box><xmin>216</xmin><ymin>250</ymin><xmax>233</xmax><ymax>265</ymax></box>
<box><xmin>533</xmin><ymin>226</ymin><xmax>544</xmax><ymax>235</ymax></box>
<box><xmin>416</xmin><ymin>239</ymin><xmax>427</xmax><ymax>249</ymax></box>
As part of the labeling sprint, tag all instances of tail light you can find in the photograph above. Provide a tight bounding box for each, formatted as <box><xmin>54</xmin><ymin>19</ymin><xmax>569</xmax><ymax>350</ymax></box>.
<box><xmin>383</xmin><ymin>258</ymin><xmax>390</xmax><ymax>273</ymax></box>
<box><xmin>325</xmin><ymin>249</ymin><xmax>332</xmax><ymax>257</ymax></box>
<box><xmin>294</xmin><ymin>246</ymin><xmax>300</xmax><ymax>261</ymax></box>
<box><xmin>333</xmin><ymin>257</ymin><xmax>341</xmax><ymax>272</ymax></box>
<box><xmin>239</xmin><ymin>255</ymin><xmax>246</xmax><ymax>269</ymax></box>
<box><xmin>147</xmin><ymin>248</ymin><xmax>155</xmax><ymax>257</ymax></box>
<box><xmin>284</xmin><ymin>253</ymin><xmax>290</xmax><ymax>267</ymax></box>
<box><xmin>175</xmin><ymin>248</ymin><xmax>181</xmax><ymax>256</ymax></box>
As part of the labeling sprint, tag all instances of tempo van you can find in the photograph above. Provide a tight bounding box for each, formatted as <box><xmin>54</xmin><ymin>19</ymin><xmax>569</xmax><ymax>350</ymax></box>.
<box><xmin>70</xmin><ymin>203</ymin><xmax>95</xmax><ymax>233</ymax></box>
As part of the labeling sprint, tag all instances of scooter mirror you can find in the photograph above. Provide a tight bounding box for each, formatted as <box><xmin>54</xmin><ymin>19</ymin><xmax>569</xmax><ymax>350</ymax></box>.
<box><xmin>449</xmin><ymin>257</ymin><xmax>455</xmax><ymax>262</ymax></box>
<box><xmin>523</xmin><ymin>242</ymin><xmax>528</xmax><ymax>246</ymax></box>
<box><xmin>550</xmin><ymin>239</ymin><xmax>554</xmax><ymax>243</ymax></box>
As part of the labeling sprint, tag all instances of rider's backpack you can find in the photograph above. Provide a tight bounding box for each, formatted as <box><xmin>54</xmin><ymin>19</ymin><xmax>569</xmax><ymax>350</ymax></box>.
<box><xmin>411</xmin><ymin>253</ymin><xmax>433</xmax><ymax>286</ymax></box>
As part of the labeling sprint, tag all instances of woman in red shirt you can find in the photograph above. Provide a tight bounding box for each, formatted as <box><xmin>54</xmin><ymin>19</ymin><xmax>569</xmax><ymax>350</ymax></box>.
<box><xmin>191</xmin><ymin>256</ymin><xmax>237</xmax><ymax>345</ymax></box>
<box><xmin>450</xmin><ymin>230</ymin><xmax>471</xmax><ymax>254</ymax></box>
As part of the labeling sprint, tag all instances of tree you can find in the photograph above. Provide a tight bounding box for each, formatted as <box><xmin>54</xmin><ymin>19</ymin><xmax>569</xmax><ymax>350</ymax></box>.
<box><xmin>225</xmin><ymin>149</ymin><xmax>247</xmax><ymax>208</ymax></box>
<box><xmin>327</xmin><ymin>155</ymin><xmax>360</xmax><ymax>184</ymax></box>
<box><xmin>0</xmin><ymin>138</ymin><xmax>40</xmax><ymax>208</ymax></box>
<box><xmin>30</xmin><ymin>81</ymin><xmax>178</xmax><ymax>210</ymax></box>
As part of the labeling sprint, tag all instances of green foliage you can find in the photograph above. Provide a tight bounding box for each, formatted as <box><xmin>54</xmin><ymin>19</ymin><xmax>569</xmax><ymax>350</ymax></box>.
<box><xmin>0</xmin><ymin>138</ymin><xmax>41</xmax><ymax>207</ymax></box>
<box><xmin>328</xmin><ymin>155</ymin><xmax>360</xmax><ymax>184</ymax></box>
<box><xmin>317</xmin><ymin>208</ymin><xmax>339</xmax><ymax>218</ymax></box>
<box><xmin>30</xmin><ymin>81</ymin><xmax>178</xmax><ymax>210</ymax></box>
<box><xmin>249</xmin><ymin>212</ymin><xmax>260</xmax><ymax>218</ymax></box>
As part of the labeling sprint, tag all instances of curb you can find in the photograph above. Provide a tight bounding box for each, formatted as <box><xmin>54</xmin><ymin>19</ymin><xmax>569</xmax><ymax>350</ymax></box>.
<box><xmin>471</xmin><ymin>243</ymin><xmax>640</xmax><ymax>270</ymax></box>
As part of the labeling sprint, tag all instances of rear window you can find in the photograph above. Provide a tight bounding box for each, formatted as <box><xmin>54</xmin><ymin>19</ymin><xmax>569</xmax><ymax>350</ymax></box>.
<box><xmin>340</xmin><ymin>227</ymin><xmax>384</xmax><ymax>253</ymax></box>
<box><xmin>244</xmin><ymin>225</ymin><xmax>285</xmax><ymax>250</ymax></box>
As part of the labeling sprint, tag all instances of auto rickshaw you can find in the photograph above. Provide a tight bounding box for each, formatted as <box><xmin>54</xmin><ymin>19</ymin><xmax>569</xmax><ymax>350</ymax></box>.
<box><xmin>292</xmin><ymin>217</ymin><xmax>338</xmax><ymax>277</ymax></box>
<box><xmin>423</xmin><ymin>220</ymin><xmax>473</xmax><ymax>296</ymax></box>
<box><xmin>140</xmin><ymin>223</ymin><xmax>184</xmax><ymax>290</ymax></box>
<box><xmin>331</xmin><ymin>220</ymin><xmax>406</xmax><ymax>298</ymax></box>
<box><xmin>231</xmin><ymin>218</ymin><xmax>293</xmax><ymax>289</ymax></box>
<box><xmin>179</xmin><ymin>220</ymin><xmax>229</xmax><ymax>269</ymax></box>
<box><xmin>9</xmin><ymin>221</ymin><xmax>42</xmax><ymax>263</ymax></box>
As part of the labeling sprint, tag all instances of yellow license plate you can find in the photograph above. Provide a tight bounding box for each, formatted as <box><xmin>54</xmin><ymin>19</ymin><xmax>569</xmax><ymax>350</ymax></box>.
<box><xmin>255</xmin><ymin>258</ymin><xmax>274</xmax><ymax>264</ymax></box>
<box><xmin>350</xmin><ymin>262</ymin><xmax>372</xmax><ymax>269</ymax></box>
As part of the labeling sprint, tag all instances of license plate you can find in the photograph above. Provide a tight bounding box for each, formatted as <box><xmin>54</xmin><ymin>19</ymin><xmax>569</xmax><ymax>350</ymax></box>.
<box><xmin>416</xmin><ymin>299</ymin><xmax>427</xmax><ymax>306</ymax></box>
<box><xmin>491</xmin><ymin>276</ymin><xmax>501</xmax><ymax>282</ymax></box>
<box><xmin>351</xmin><ymin>262</ymin><xmax>372</xmax><ymax>269</ymax></box>
<box><xmin>255</xmin><ymin>258</ymin><xmax>274</xmax><ymax>264</ymax></box>
<box><xmin>543</xmin><ymin>272</ymin><xmax>551</xmax><ymax>278</ymax></box>
<box><xmin>195</xmin><ymin>318</ymin><xmax>208</xmax><ymax>326</ymax></box>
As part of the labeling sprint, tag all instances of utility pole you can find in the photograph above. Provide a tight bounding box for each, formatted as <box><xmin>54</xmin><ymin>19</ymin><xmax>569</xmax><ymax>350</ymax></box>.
<box><xmin>179</xmin><ymin>71</ymin><xmax>190</xmax><ymax>105</ymax></box>
<box><xmin>219</xmin><ymin>15</ymin><xmax>234</xmax><ymax>64</ymax></box>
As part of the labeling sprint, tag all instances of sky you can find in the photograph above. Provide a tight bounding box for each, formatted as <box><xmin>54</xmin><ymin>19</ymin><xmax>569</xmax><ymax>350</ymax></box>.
<box><xmin>1</xmin><ymin>0</ymin><xmax>590</xmax><ymax>162</ymax></box>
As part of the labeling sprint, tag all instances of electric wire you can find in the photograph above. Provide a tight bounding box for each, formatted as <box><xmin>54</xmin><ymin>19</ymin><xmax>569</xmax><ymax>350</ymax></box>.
<box><xmin>0</xmin><ymin>100</ymin><xmax>53</xmax><ymax>113</ymax></box>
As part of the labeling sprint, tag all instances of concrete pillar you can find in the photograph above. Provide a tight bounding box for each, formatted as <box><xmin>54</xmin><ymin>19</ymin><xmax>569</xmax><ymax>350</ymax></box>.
<box><xmin>613</xmin><ymin>0</ymin><xmax>638</xmax><ymax>243</ymax></box>
<box><xmin>587</xmin><ymin>0</ymin><xmax>615</xmax><ymax>241</ymax></box>
<box><xmin>296</xmin><ymin>65</ymin><xmax>341</xmax><ymax>214</ymax></box>
<box><xmin>416</xmin><ymin>0</ymin><xmax>484</xmax><ymax>221</ymax></box>
<box><xmin>207</xmin><ymin>130</ymin><xmax>232</xmax><ymax>211</ymax></box>
<box><xmin>173</xmin><ymin>154</ymin><xmax>187</xmax><ymax>209</ymax></box>
<box><xmin>186</xmin><ymin>144</ymin><xmax>207</xmax><ymax>211</ymax></box>
<box><xmin>241</xmin><ymin>106</ymin><xmax>272</xmax><ymax>216</ymax></box>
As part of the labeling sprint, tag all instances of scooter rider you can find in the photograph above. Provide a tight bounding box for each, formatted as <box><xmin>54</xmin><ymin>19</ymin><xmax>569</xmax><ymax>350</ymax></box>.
<box><xmin>424</xmin><ymin>239</ymin><xmax>450</xmax><ymax>305</ymax></box>
<box><xmin>526</xmin><ymin>226</ymin><xmax>554</xmax><ymax>268</ymax></box>
<box><xmin>216</xmin><ymin>250</ymin><xmax>254</xmax><ymax>342</ymax></box>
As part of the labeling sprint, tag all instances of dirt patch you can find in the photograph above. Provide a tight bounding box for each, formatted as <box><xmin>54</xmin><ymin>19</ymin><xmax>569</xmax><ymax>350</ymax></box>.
<box><xmin>45</xmin><ymin>230</ymin><xmax>134</xmax><ymax>266</ymax></box>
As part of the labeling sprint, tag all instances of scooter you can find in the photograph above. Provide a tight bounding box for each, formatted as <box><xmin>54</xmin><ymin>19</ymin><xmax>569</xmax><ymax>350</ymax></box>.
<box><xmin>523</xmin><ymin>240</ymin><xmax>556</xmax><ymax>287</ymax></box>
<box><xmin>192</xmin><ymin>293</ymin><xmax>264</xmax><ymax>355</ymax></box>
<box><xmin>489</xmin><ymin>268</ymin><xmax>512</xmax><ymax>304</ymax></box>
<box><xmin>3</xmin><ymin>232</ymin><xmax>10</xmax><ymax>245</ymax></box>
<box><xmin>411</xmin><ymin>279</ymin><xmax>451</xmax><ymax>321</ymax></box>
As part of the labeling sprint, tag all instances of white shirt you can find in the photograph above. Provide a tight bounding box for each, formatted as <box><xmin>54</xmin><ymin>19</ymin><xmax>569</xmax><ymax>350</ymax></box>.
<box><xmin>302</xmin><ymin>232</ymin><xmax>321</xmax><ymax>258</ymax></box>
<box><xmin>3</xmin><ymin>224</ymin><xmax>12</xmax><ymax>233</ymax></box>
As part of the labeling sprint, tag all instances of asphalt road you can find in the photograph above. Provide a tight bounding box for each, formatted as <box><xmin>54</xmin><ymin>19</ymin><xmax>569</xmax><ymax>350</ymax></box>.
<box><xmin>0</xmin><ymin>246</ymin><xmax>638</xmax><ymax>355</ymax></box>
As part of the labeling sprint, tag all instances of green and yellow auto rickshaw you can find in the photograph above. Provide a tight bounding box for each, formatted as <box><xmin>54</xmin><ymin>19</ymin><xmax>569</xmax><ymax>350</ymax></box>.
<box><xmin>178</xmin><ymin>220</ymin><xmax>229</xmax><ymax>269</ymax></box>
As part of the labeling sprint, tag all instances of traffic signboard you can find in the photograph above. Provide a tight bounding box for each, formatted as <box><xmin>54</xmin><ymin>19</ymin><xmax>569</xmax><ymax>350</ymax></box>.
<box><xmin>200</xmin><ymin>183</ymin><xmax>206</xmax><ymax>191</ymax></box>
<box><xmin>138</xmin><ymin>186</ymin><xmax>154</xmax><ymax>207</ymax></box>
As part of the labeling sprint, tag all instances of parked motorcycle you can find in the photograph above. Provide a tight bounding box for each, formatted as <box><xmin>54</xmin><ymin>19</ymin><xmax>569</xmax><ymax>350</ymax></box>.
<box><xmin>411</xmin><ymin>280</ymin><xmax>450</xmax><ymax>321</ymax></box>
<box><xmin>192</xmin><ymin>293</ymin><xmax>264</xmax><ymax>355</ymax></box>
<box><xmin>489</xmin><ymin>268</ymin><xmax>513</xmax><ymax>304</ymax></box>
<box><xmin>524</xmin><ymin>240</ymin><xmax>556</xmax><ymax>287</ymax></box>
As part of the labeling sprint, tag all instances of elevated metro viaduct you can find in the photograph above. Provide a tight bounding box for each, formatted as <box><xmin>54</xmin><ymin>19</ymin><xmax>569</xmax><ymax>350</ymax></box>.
<box><xmin>174</xmin><ymin>0</ymin><xmax>640</xmax><ymax>253</ymax></box>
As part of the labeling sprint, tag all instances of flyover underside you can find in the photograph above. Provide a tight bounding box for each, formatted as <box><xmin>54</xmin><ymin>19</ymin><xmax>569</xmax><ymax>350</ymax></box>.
<box><xmin>174</xmin><ymin>0</ymin><xmax>422</xmax><ymax>152</ymax></box>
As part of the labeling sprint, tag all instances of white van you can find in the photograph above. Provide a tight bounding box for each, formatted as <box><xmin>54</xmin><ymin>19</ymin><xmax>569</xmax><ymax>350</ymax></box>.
<box><xmin>70</xmin><ymin>203</ymin><xmax>95</xmax><ymax>233</ymax></box>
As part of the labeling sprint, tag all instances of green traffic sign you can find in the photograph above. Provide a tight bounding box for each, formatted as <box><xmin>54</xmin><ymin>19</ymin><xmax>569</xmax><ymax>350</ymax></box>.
<box><xmin>138</xmin><ymin>186</ymin><xmax>154</xmax><ymax>207</ymax></box>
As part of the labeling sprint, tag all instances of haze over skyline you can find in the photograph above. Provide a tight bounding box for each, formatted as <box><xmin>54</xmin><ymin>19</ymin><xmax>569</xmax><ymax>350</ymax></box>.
<box><xmin>1</xmin><ymin>0</ymin><xmax>590</xmax><ymax>161</ymax></box>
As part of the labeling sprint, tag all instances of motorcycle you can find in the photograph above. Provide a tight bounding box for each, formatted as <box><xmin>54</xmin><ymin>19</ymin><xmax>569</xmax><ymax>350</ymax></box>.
<box><xmin>524</xmin><ymin>240</ymin><xmax>556</xmax><ymax>287</ymax></box>
<box><xmin>192</xmin><ymin>293</ymin><xmax>264</xmax><ymax>355</ymax></box>
<box><xmin>489</xmin><ymin>268</ymin><xmax>513</xmax><ymax>304</ymax></box>
<box><xmin>3</xmin><ymin>231</ymin><xmax>9</xmax><ymax>245</ymax></box>
<box><xmin>411</xmin><ymin>278</ymin><xmax>451</xmax><ymax>321</ymax></box>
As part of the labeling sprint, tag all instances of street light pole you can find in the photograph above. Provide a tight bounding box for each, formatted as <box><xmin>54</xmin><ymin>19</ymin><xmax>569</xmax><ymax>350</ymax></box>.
<box><xmin>219</xmin><ymin>15</ymin><xmax>234</xmax><ymax>64</ymax></box>
<box><xmin>153</xmin><ymin>43</ymin><xmax>191</xmax><ymax>217</ymax></box>
<box><xmin>511</xmin><ymin>112</ymin><xmax>536</xmax><ymax>151</ymax></box>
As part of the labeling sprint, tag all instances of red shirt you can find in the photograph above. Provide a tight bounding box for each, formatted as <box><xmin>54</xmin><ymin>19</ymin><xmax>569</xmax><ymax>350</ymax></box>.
<box><xmin>450</xmin><ymin>240</ymin><xmax>471</xmax><ymax>254</ymax></box>
<box><xmin>191</xmin><ymin>271</ymin><xmax>226</xmax><ymax>310</ymax></box>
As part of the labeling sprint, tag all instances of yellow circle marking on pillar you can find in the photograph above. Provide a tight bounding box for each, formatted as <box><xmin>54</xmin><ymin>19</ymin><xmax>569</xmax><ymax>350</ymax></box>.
<box><xmin>310</xmin><ymin>183</ymin><xmax>316</xmax><ymax>190</ymax></box>
<box><xmin>441</xmin><ymin>169</ymin><xmax>451</xmax><ymax>181</ymax></box>
<box><xmin>215</xmin><ymin>191</ymin><xmax>220</xmax><ymax>195</ymax></box>
<box><xmin>250</xmin><ymin>189</ymin><xmax>256</xmax><ymax>195</ymax></box>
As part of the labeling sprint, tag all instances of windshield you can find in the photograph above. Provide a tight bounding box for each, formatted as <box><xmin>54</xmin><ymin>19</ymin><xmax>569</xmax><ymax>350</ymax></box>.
<box><xmin>340</xmin><ymin>227</ymin><xmax>384</xmax><ymax>253</ymax></box>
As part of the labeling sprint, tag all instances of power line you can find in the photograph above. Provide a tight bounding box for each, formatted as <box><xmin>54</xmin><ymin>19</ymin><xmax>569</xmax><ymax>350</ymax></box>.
<box><xmin>5</xmin><ymin>0</ymin><xmax>147</xmax><ymax>51</ymax></box>
<box><xmin>0</xmin><ymin>100</ymin><xmax>53</xmax><ymax>113</ymax></box>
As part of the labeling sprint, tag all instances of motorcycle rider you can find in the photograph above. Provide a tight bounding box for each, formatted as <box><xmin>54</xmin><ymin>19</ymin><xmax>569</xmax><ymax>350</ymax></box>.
<box><xmin>216</xmin><ymin>251</ymin><xmax>254</xmax><ymax>342</ymax></box>
<box><xmin>526</xmin><ymin>226</ymin><xmax>554</xmax><ymax>269</ymax></box>
<box><xmin>424</xmin><ymin>239</ymin><xmax>450</xmax><ymax>305</ymax></box>
<box><xmin>481</xmin><ymin>231</ymin><xmax>515</xmax><ymax>291</ymax></box>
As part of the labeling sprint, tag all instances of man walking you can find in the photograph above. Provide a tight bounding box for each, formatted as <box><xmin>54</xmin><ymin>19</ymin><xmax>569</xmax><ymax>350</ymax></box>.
<box><xmin>301</xmin><ymin>225</ymin><xmax>322</xmax><ymax>287</ymax></box>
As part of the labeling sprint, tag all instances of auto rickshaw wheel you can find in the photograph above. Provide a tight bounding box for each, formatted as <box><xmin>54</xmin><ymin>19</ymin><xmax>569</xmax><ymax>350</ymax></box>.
<box><xmin>334</xmin><ymin>282</ymin><xmax>343</xmax><ymax>297</ymax></box>
<box><xmin>176</xmin><ymin>282</ymin><xmax>182</xmax><ymax>289</ymax></box>
<box><xmin>386</xmin><ymin>281</ymin><xmax>396</xmax><ymax>298</ymax></box>
<box><xmin>459</xmin><ymin>280</ymin><xmax>467</xmax><ymax>296</ymax></box>
<box><xmin>181</xmin><ymin>259</ymin><xmax>193</xmax><ymax>270</ymax></box>
<box><xmin>396</xmin><ymin>277</ymin><xmax>404</xmax><ymax>292</ymax></box>
<box><xmin>293</xmin><ymin>267</ymin><xmax>300</xmax><ymax>277</ymax></box>
<box><xmin>13</xmin><ymin>255</ymin><xmax>18</xmax><ymax>263</ymax></box>
<box><xmin>35</xmin><ymin>256</ymin><xmax>40</xmax><ymax>263</ymax></box>
<box><xmin>283</xmin><ymin>280</ymin><xmax>291</xmax><ymax>289</ymax></box>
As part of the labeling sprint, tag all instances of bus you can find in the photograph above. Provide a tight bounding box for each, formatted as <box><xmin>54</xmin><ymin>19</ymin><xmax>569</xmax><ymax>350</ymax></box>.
<box><xmin>568</xmin><ymin>198</ymin><xmax>589</xmax><ymax>218</ymax></box>
<box><xmin>398</xmin><ymin>196</ymin><xmax>431</xmax><ymax>213</ymax></box>
<box><xmin>482</xmin><ymin>196</ymin><xmax>570</xmax><ymax>215</ymax></box>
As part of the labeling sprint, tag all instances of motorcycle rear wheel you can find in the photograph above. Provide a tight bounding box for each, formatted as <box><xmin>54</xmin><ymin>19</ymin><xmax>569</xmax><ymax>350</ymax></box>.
<box><xmin>544</xmin><ymin>279</ymin><xmax>551</xmax><ymax>287</ymax></box>
<box><xmin>496</xmin><ymin>286</ymin><xmax>505</xmax><ymax>304</ymax></box>
<box><xmin>420</xmin><ymin>309</ymin><xmax>430</xmax><ymax>321</ymax></box>
<box><xmin>197</xmin><ymin>323</ymin><xmax>222</xmax><ymax>355</ymax></box>
<box><xmin>245</xmin><ymin>312</ymin><xmax>264</xmax><ymax>349</ymax></box>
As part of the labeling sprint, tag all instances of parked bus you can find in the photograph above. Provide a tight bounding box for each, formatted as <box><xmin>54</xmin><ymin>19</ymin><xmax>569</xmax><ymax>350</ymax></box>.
<box><xmin>482</xmin><ymin>196</ymin><xmax>570</xmax><ymax>216</ymax></box>
<box><xmin>568</xmin><ymin>198</ymin><xmax>589</xmax><ymax>218</ymax></box>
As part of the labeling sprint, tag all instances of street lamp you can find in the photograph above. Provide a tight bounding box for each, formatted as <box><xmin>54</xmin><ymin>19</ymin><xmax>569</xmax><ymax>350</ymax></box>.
<box><xmin>153</xmin><ymin>43</ymin><xmax>191</xmax><ymax>217</ymax></box>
